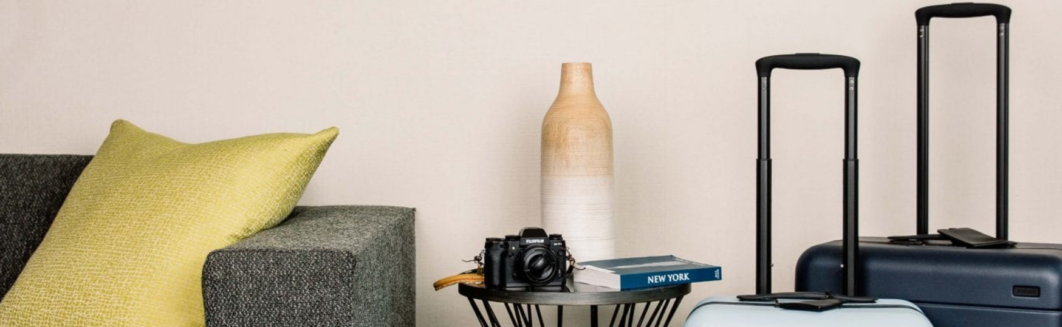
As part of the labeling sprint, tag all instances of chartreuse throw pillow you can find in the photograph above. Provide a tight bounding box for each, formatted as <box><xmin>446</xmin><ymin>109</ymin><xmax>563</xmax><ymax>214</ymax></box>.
<box><xmin>0</xmin><ymin>120</ymin><xmax>338</xmax><ymax>326</ymax></box>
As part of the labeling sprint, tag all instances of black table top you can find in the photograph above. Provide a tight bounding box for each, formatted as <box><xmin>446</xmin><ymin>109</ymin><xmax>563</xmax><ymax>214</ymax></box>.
<box><xmin>458</xmin><ymin>281</ymin><xmax>691</xmax><ymax>306</ymax></box>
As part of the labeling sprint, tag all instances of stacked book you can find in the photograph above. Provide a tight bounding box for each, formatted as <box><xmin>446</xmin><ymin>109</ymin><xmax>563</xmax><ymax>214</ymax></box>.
<box><xmin>574</xmin><ymin>255</ymin><xmax>721</xmax><ymax>290</ymax></box>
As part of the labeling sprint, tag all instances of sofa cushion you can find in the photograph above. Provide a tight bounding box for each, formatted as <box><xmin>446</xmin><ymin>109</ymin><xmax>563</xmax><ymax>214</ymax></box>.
<box><xmin>0</xmin><ymin>120</ymin><xmax>337</xmax><ymax>326</ymax></box>
<box><xmin>0</xmin><ymin>154</ymin><xmax>92</xmax><ymax>298</ymax></box>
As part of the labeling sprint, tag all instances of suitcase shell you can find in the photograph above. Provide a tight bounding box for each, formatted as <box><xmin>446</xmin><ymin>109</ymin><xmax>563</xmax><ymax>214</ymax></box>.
<box><xmin>794</xmin><ymin>3</ymin><xmax>1056</xmax><ymax>327</ymax></box>
<box><xmin>797</xmin><ymin>240</ymin><xmax>1062</xmax><ymax>327</ymax></box>
<box><xmin>687</xmin><ymin>297</ymin><xmax>931</xmax><ymax>327</ymax></box>
<box><xmin>684</xmin><ymin>53</ymin><xmax>932</xmax><ymax>326</ymax></box>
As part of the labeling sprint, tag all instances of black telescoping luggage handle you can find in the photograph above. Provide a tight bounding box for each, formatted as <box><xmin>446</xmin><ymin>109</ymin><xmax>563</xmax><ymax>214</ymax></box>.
<box><xmin>915</xmin><ymin>3</ymin><xmax>1011</xmax><ymax>240</ymax></box>
<box><xmin>915</xmin><ymin>3</ymin><xmax>1012</xmax><ymax>25</ymax></box>
<box><xmin>756</xmin><ymin>54</ymin><xmax>861</xmax><ymax>78</ymax></box>
<box><xmin>755</xmin><ymin>53</ymin><xmax>861</xmax><ymax>297</ymax></box>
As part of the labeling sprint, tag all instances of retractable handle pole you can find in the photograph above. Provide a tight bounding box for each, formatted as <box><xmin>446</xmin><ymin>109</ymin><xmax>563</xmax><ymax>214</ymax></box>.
<box><xmin>755</xmin><ymin>53</ymin><xmax>861</xmax><ymax>296</ymax></box>
<box><xmin>915</xmin><ymin>3</ymin><xmax>1011</xmax><ymax>240</ymax></box>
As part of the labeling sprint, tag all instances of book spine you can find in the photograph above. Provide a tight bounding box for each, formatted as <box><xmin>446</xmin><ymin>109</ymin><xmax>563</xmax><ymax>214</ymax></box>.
<box><xmin>619</xmin><ymin>267</ymin><xmax>722</xmax><ymax>290</ymax></box>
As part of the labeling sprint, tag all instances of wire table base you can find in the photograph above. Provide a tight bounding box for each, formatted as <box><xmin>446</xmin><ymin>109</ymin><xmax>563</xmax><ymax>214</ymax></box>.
<box><xmin>459</xmin><ymin>283</ymin><xmax>690</xmax><ymax>327</ymax></box>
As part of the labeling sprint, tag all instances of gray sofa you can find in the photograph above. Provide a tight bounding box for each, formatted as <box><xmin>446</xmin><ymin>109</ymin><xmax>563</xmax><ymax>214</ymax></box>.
<box><xmin>0</xmin><ymin>154</ymin><xmax>415</xmax><ymax>326</ymax></box>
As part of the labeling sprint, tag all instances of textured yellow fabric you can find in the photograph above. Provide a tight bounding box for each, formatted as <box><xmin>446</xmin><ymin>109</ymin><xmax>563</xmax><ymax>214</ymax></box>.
<box><xmin>0</xmin><ymin>120</ymin><xmax>338</xmax><ymax>326</ymax></box>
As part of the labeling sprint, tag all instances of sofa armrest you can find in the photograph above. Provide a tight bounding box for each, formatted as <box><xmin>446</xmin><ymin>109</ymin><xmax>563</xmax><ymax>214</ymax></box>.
<box><xmin>0</xmin><ymin>154</ymin><xmax>92</xmax><ymax>298</ymax></box>
<box><xmin>202</xmin><ymin>205</ymin><xmax>416</xmax><ymax>327</ymax></box>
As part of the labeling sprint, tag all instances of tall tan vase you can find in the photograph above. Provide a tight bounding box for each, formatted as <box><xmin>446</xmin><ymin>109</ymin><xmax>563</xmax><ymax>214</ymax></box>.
<box><xmin>541</xmin><ymin>63</ymin><xmax>615</xmax><ymax>261</ymax></box>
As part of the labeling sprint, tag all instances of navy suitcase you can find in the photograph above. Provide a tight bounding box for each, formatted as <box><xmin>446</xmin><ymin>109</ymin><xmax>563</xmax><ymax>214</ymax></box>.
<box><xmin>795</xmin><ymin>3</ymin><xmax>1062</xmax><ymax>327</ymax></box>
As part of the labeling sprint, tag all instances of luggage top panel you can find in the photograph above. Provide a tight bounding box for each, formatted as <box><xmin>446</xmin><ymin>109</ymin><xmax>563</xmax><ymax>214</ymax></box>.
<box><xmin>686</xmin><ymin>296</ymin><xmax>932</xmax><ymax>327</ymax></box>
<box><xmin>797</xmin><ymin>239</ymin><xmax>1062</xmax><ymax>310</ymax></box>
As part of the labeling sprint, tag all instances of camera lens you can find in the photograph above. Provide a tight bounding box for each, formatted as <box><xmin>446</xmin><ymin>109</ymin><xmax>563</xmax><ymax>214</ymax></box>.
<box><xmin>518</xmin><ymin>246</ymin><xmax>559</xmax><ymax>286</ymax></box>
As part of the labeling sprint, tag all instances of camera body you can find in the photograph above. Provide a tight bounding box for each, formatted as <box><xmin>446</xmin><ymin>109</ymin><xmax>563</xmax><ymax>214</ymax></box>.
<box><xmin>483</xmin><ymin>227</ymin><xmax>567</xmax><ymax>290</ymax></box>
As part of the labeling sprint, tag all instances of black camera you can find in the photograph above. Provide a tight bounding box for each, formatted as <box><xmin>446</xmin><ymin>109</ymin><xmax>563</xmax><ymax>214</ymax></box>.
<box><xmin>484</xmin><ymin>227</ymin><xmax>568</xmax><ymax>290</ymax></box>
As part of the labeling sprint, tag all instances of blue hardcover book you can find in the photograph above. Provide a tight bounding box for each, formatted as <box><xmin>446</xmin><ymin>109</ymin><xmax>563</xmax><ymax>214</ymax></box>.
<box><xmin>574</xmin><ymin>255</ymin><xmax>722</xmax><ymax>290</ymax></box>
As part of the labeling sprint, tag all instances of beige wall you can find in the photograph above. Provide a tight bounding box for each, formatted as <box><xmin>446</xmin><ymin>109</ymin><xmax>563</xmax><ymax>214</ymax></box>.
<box><xmin>3</xmin><ymin>0</ymin><xmax>1062</xmax><ymax>325</ymax></box>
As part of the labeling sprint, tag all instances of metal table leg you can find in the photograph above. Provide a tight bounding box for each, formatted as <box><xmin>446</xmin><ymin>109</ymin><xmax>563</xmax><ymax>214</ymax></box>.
<box><xmin>661</xmin><ymin>297</ymin><xmax>683</xmax><ymax>327</ymax></box>
<box><xmin>468</xmin><ymin>297</ymin><xmax>488</xmax><ymax>327</ymax></box>
<box><xmin>589</xmin><ymin>306</ymin><xmax>597</xmax><ymax>327</ymax></box>
<box><xmin>467</xmin><ymin>297</ymin><xmax>685</xmax><ymax>327</ymax></box>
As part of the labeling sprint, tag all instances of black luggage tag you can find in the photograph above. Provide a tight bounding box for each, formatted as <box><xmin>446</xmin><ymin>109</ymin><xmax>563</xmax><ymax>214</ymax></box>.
<box><xmin>775</xmin><ymin>298</ymin><xmax>845</xmax><ymax>312</ymax></box>
<box><xmin>742</xmin><ymin>291</ymin><xmax>876</xmax><ymax>312</ymax></box>
<box><xmin>887</xmin><ymin>234</ymin><xmax>947</xmax><ymax>245</ymax></box>
<box><xmin>738</xmin><ymin>292</ymin><xmax>829</xmax><ymax>302</ymax></box>
<box><xmin>939</xmin><ymin>228</ymin><xmax>1016</xmax><ymax>248</ymax></box>
<box><xmin>829</xmin><ymin>294</ymin><xmax>877</xmax><ymax>303</ymax></box>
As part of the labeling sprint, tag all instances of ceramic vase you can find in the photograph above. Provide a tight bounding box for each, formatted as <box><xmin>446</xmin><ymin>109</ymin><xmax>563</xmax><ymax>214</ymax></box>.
<box><xmin>541</xmin><ymin>62</ymin><xmax>615</xmax><ymax>261</ymax></box>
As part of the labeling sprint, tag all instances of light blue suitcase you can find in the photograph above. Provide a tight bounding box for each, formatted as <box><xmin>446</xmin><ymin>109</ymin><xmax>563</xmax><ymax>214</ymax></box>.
<box><xmin>684</xmin><ymin>54</ymin><xmax>932</xmax><ymax>327</ymax></box>
<box><xmin>687</xmin><ymin>297</ymin><xmax>930</xmax><ymax>327</ymax></box>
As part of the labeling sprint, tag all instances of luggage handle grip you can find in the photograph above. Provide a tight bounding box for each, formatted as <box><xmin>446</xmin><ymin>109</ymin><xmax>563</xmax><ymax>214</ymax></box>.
<box><xmin>915</xmin><ymin>3</ymin><xmax>1012</xmax><ymax>25</ymax></box>
<box><xmin>755</xmin><ymin>54</ymin><xmax>860</xmax><ymax>78</ymax></box>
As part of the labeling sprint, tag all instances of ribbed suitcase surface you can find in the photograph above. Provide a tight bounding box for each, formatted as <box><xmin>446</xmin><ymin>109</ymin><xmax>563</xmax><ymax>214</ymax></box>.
<box><xmin>798</xmin><ymin>240</ymin><xmax>1062</xmax><ymax>312</ymax></box>
<box><xmin>798</xmin><ymin>241</ymin><xmax>1062</xmax><ymax>326</ymax></box>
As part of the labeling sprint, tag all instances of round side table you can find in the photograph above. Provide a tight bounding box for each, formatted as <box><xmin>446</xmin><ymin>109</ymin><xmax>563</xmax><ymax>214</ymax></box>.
<box><xmin>458</xmin><ymin>281</ymin><xmax>690</xmax><ymax>327</ymax></box>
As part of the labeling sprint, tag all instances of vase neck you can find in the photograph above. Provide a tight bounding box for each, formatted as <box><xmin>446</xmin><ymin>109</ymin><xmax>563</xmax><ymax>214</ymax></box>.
<box><xmin>557</xmin><ymin>63</ymin><xmax>596</xmax><ymax>97</ymax></box>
